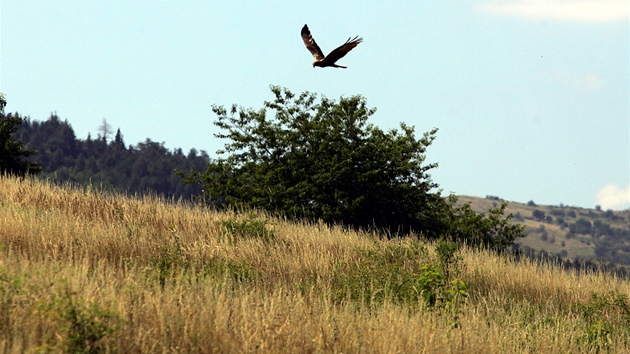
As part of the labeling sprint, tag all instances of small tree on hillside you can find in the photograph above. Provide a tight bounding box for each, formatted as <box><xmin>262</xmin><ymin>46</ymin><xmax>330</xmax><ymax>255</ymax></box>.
<box><xmin>532</xmin><ymin>209</ymin><xmax>545</xmax><ymax>221</ymax></box>
<box><xmin>182</xmin><ymin>86</ymin><xmax>523</xmax><ymax>246</ymax></box>
<box><xmin>0</xmin><ymin>94</ymin><xmax>42</xmax><ymax>177</ymax></box>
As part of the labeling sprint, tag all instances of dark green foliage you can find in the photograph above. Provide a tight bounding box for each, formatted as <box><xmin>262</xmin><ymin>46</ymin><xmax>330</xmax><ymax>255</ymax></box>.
<box><xmin>571</xmin><ymin>218</ymin><xmax>593</xmax><ymax>235</ymax></box>
<box><xmin>556</xmin><ymin>217</ymin><xmax>566</xmax><ymax>227</ymax></box>
<box><xmin>183</xmin><ymin>86</ymin><xmax>523</xmax><ymax>246</ymax></box>
<box><xmin>417</xmin><ymin>264</ymin><xmax>468</xmax><ymax>312</ymax></box>
<box><xmin>435</xmin><ymin>238</ymin><xmax>460</xmax><ymax>267</ymax></box>
<box><xmin>38</xmin><ymin>285</ymin><xmax>122</xmax><ymax>353</ymax></box>
<box><xmin>0</xmin><ymin>94</ymin><xmax>41</xmax><ymax>177</ymax></box>
<box><xmin>184</xmin><ymin>86</ymin><xmax>440</xmax><ymax>234</ymax></box>
<box><xmin>592</xmin><ymin>225</ymin><xmax>630</xmax><ymax>265</ymax></box>
<box><xmin>199</xmin><ymin>257</ymin><xmax>258</xmax><ymax>283</ymax></box>
<box><xmin>603</xmin><ymin>209</ymin><xmax>617</xmax><ymax>220</ymax></box>
<box><xmin>150</xmin><ymin>234</ymin><xmax>258</xmax><ymax>287</ymax></box>
<box><xmin>152</xmin><ymin>235</ymin><xmax>186</xmax><ymax>288</ymax></box>
<box><xmin>435</xmin><ymin>237</ymin><xmax>464</xmax><ymax>281</ymax></box>
<box><xmin>576</xmin><ymin>291</ymin><xmax>630</xmax><ymax>351</ymax></box>
<box><xmin>593</xmin><ymin>219</ymin><xmax>617</xmax><ymax>238</ymax></box>
<box><xmin>532</xmin><ymin>209</ymin><xmax>545</xmax><ymax>220</ymax></box>
<box><xmin>13</xmin><ymin>113</ymin><xmax>209</xmax><ymax>200</ymax></box>
<box><xmin>437</xmin><ymin>196</ymin><xmax>525</xmax><ymax>249</ymax></box>
<box><xmin>219</xmin><ymin>216</ymin><xmax>276</xmax><ymax>243</ymax></box>
<box><xmin>550</xmin><ymin>209</ymin><xmax>566</xmax><ymax>217</ymax></box>
<box><xmin>332</xmin><ymin>241</ymin><xmax>467</xmax><ymax>311</ymax></box>
<box><xmin>332</xmin><ymin>243</ymin><xmax>423</xmax><ymax>306</ymax></box>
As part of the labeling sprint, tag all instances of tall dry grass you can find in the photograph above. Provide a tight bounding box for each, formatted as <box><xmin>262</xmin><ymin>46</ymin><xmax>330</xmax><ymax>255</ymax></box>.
<box><xmin>1</xmin><ymin>175</ymin><xmax>629</xmax><ymax>353</ymax></box>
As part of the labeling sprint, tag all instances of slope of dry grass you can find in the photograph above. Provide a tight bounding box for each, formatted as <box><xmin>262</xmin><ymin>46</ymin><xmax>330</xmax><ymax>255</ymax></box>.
<box><xmin>458</xmin><ymin>195</ymin><xmax>630</xmax><ymax>262</ymax></box>
<box><xmin>1</xmin><ymin>176</ymin><xmax>630</xmax><ymax>353</ymax></box>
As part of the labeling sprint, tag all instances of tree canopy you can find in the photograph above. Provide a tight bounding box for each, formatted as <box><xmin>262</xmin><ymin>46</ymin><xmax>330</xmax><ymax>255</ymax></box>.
<box><xmin>0</xmin><ymin>94</ymin><xmax>41</xmax><ymax>177</ymax></box>
<box><xmin>182</xmin><ymin>86</ymin><xmax>523</xmax><ymax>246</ymax></box>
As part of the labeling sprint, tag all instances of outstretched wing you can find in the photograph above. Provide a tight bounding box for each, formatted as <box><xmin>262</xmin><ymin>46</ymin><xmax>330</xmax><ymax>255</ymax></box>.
<box><xmin>324</xmin><ymin>35</ymin><xmax>363</xmax><ymax>64</ymax></box>
<box><xmin>301</xmin><ymin>24</ymin><xmax>325</xmax><ymax>61</ymax></box>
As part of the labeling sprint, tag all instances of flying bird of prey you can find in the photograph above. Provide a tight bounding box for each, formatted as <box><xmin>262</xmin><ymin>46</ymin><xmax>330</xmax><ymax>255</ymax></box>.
<box><xmin>301</xmin><ymin>24</ymin><xmax>363</xmax><ymax>68</ymax></box>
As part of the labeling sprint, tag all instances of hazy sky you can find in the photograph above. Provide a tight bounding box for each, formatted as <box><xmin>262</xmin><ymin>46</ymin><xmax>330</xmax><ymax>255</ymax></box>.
<box><xmin>2</xmin><ymin>1</ymin><xmax>629</xmax><ymax>209</ymax></box>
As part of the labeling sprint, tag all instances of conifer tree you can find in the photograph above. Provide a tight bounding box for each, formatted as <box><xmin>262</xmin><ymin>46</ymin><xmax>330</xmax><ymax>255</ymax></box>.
<box><xmin>0</xmin><ymin>93</ymin><xmax>41</xmax><ymax>177</ymax></box>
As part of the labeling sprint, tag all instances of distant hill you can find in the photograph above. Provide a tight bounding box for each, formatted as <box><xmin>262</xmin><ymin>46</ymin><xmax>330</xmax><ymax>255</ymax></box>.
<box><xmin>457</xmin><ymin>195</ymin><xmax>630</xmax><ymax>267</ymax></box>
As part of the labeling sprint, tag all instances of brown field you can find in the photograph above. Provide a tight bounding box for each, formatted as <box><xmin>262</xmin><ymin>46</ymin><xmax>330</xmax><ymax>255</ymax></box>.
<box><xmin>1</xmin><ymin>176</ymin><xmax>630</xmax><ymax>353</ymax></box>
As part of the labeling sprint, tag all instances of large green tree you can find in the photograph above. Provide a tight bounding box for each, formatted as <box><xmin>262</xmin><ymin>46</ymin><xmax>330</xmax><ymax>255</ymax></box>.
<box><xmin>183</xmin><ymin>86</ymin><xmax>523</xmax><ymax>246</ymax></box>
<box><xmin>0</xmin><ymin>94</ymin><xmax>41</xmax><ymax>177</ymax></box>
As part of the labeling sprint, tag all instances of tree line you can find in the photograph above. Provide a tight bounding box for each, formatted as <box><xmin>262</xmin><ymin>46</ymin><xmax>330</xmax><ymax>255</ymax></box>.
<box><xmin>7</xmin><ymin>110</ymin><xmax>208</xmax><ymax>201</ymax></box>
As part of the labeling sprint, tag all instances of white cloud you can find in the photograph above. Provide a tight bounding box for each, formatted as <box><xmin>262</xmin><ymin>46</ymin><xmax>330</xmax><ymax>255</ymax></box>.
<box><xmin>596</xmin><ymin>184</ymin><xmax>630</xmax><ymax>210</ymax></box>
<box><xmin>478</xmin><ymin>0</ymin><xmax>630</xmax><ymax>22</ymax></box>
<box><xmin>552</xmin><ymin>70</ymin><xmax>604</xmax><ymax>91</ymax></box>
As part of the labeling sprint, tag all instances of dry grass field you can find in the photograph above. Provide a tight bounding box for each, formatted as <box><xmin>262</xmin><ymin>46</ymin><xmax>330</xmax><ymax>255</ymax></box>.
<box><xmin>1</xmin><ymin>176</ymin><xmax>630</xmax><ymax>353</ymax></box>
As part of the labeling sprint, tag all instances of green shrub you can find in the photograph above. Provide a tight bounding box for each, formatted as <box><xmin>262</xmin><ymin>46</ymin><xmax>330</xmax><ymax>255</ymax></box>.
<box><xmin>149</xmin><ymin>233</ymin><xmax>258</xmax><ymax>287</ymax></box>
<box><xmin>417</xmin><ymin>263</ymin><xmax>468</xmax><ymax>312</ymax></box>
<box><xmin>199</xmin><ymin>256</ymin><xmax>259</xmax><ymax>283</ymax></box>
<box><xmin>219</xmin><ymin>216</ymin><xmax>276</xmax><ymax>243</ymax></box>
<box><xmin>332</xmin><ymin>241</ymin><xmax>467</xmax><ymax>314</ymax></box>
<box><xmin>435</xmin><ymin>237</ymin><xmax>462</xmax><ymax>275</ymax></box>
<box><xmin>37</xmin><ymin>285</ymin><xmax>122</xmax><ymax>354</ymax></box>
<box><xmin>576</xmin><ymin>290</ymin><xmax>630</xmax><ymax>351</ymax></box>
<box><xmin>151</xmin><ymin>234</ymin><xmax>186</xmax><ymax>288</ymax></box>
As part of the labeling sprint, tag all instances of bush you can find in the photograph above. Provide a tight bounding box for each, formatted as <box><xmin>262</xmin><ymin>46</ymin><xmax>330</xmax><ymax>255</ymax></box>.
<box><xmin>182</xmin><ymin>87</ymin><xmax>523</xmax><ymax>247</ymax></box>
<box><xmin>37</xmin><ymin>285</ymin><xmax>122</xmax><ymax>353</ymax></box>
<box><xmin>570</xmin><ymin>218</ymin><xmax>593</xmax><ymax>235</ymax></box>
<box><xmin>550</xmin><ymin>209</ymin><xmax>566</xmax><ymax>217</ymax></box>
<box><xmin>220</xmin><ymin>216</ymin><xmax>276</xmax><ymax>243</ymax></box>
<box><xmin>532</xmin><ymin>209</ymin><xmax>545</xmax><ymax>220</ymax></box>
<box><xmin>438</xmin><ymin>197</ymin><xmax>524</xmax><ymax>249</ymax></box>
<box><xmin>576</xmin><ymin>291</ymin><xmax>630</xmax><ymax>351</ymax></box>
<box><xmin>332</xmin><ymin>241</ymin><xmax>467</xmax><ymax>313</ymax></box>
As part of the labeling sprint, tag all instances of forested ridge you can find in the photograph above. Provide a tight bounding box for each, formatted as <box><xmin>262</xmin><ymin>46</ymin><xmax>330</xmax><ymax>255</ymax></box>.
<box><xmin>11</xmin><ymin>112</ymin><xmax>208</xmax><ymax>200</ymax></box>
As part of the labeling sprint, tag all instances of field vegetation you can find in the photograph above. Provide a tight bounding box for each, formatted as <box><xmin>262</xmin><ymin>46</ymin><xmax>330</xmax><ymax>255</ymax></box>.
<box><xmin>2</xmin><ymin>176</ymin><xmax>630</xmax><ymax>353</ymax></box>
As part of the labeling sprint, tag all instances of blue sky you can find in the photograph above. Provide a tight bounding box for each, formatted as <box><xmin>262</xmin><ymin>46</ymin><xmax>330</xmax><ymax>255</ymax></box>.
<box><xmin>2</xmin><ymin>1</ymin><xmax>628</xmax><ymax>209</ymax></box>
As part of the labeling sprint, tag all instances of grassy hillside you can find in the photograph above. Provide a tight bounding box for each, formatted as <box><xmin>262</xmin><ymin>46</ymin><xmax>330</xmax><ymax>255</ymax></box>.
<box><xmin>2</xmin><ymin>176</ymin><xmax>630</xmax><ymax>353</ymax></box>
<box><xmin>458</xmin><ymin>196</ymin><xmax>630</xmax><ymax>266</ymax></box>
